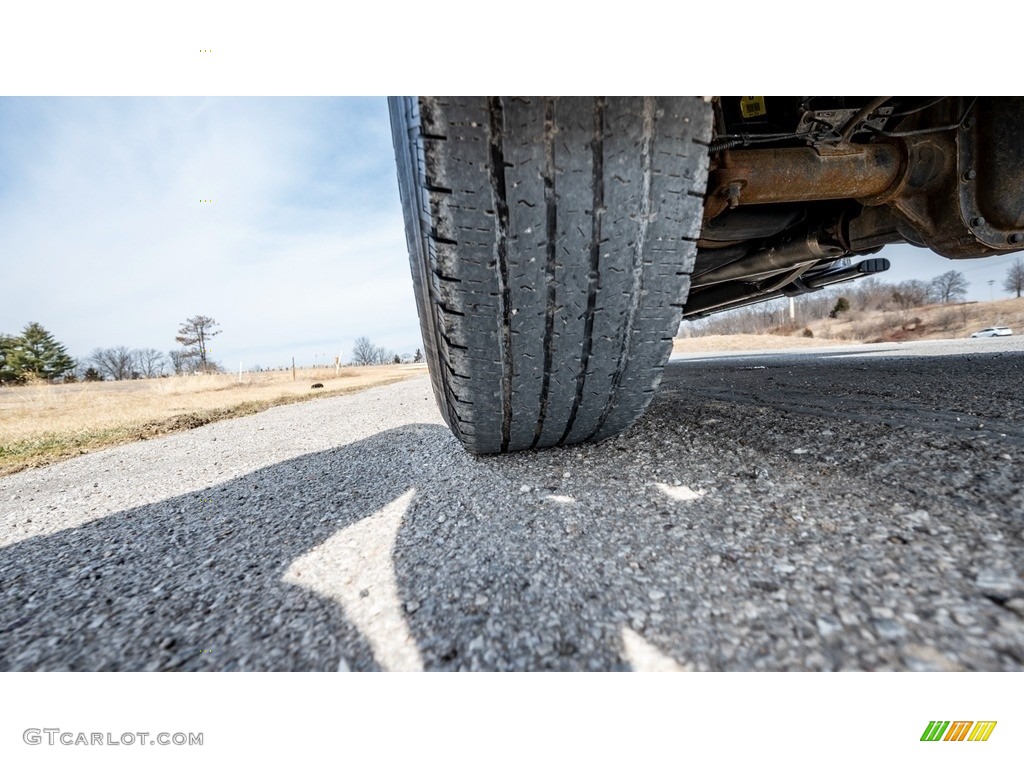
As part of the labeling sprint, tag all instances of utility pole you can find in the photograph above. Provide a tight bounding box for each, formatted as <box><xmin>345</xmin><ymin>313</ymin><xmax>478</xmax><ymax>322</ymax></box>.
<box><xmin>988</xmin><ymin>279</ymin><xmax>995</xmax><ymax>301</ymax></box>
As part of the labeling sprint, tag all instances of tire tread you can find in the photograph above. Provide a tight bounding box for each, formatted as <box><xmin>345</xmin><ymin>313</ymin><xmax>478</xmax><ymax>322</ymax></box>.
<box><xmin>390</xmin><ymin>96</ymin><xmax>711</xmax><ymax>454</ymax></box>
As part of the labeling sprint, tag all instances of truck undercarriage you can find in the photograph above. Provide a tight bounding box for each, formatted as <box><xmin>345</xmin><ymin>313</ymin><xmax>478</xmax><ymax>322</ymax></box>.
<box><xmin>688</xmin><ymin>97</ymin><xmax>1024</xmax><ymax>317</ymax></box>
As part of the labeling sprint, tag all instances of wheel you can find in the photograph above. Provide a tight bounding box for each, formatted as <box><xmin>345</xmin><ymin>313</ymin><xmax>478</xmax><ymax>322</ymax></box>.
<box><xmin>390</xmin><ymin>96</ymin><xmax>712</xmax><ymax>454</ymax></box>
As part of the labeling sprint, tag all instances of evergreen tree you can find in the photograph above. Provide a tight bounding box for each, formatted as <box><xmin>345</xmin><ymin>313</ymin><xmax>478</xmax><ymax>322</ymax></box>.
<box><xmin>0</xmin><ymin>333</ymin><xmax>19</xmax><ymax>384</ymax></box>
<box><xmin>175</xmin><ymin>315</ymin><xmax>221</xmax><ymax>373</ymax></box>
<box><xmin>829</xmin><ymin>296</ymin><xmax>850</xmax><ymax>319</ymax></box>
<box><xmin>4</xmin><ymin>323</ymin><xmax>76</xmax><ymax>382</ymax></box>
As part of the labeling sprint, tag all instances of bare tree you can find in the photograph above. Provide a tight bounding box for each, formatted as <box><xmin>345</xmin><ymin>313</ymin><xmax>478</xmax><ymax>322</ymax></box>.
<box><xmin>350</xmin><ymin>336</ymin><xmax>398</xmax><ymax>366</ymax></box>
<box><xmin>168</xmin><ymin>349</ymin><xmax>188</xmax><ymax>375</ymax></box>
<box><xmin>133</xmin><ymin>348</ymin><xmax>166</xmax><ymax>378</ymax></box>
<box><xmin>176</xmin><ymin>315</ymin><xmax>221</xmax><ymax>373</ymax></box>
<box><xmin>891</xmin><ymin>279</ymin><xmax>932</xmax><ymax>310</ymax></box>
<box><xmin>90</xmin><ymin>346</ymin><xmax>135</xmax><ymax>381</ymax></box>
<box><xmin>1003</xmin><ymin>257</ymin><xmax>1024</xmax><ymax>298</ymax></box>
<box><xmin>848</xmin><ymin>277</ymin><xmax>892</xmax><ymax>312</ymax></box>
<box><xmin>351</xmin><ymin>336</ymin><xmax>378</xmax><ymax>366</ymax></box>
<box><xmin>929</xmin><ymin>270</ymin><xmax>969</xmax><ymax>304</ymax></box>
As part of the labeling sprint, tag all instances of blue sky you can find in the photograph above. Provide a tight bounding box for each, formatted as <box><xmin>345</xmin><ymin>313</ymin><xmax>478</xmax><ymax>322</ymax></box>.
<box><xmin>880</xmin><ymin>243</ymin><xmax>1023</xmax><ymax>301</ymax></box>
<box><xmin>1</xmin><ymin>97</ymin><xmax>1021</xmax><ymax>371</ymax></box>
<box><xmin>0</xmin><ymin>97</ymin><xmax>417</xmax><ymax>369</ymax></box>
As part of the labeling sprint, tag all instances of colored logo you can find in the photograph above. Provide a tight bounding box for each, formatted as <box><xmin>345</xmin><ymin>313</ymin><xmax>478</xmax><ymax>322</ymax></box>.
<box><xmin>921</xmin><ymin>721</ymin><xmax>997</xmax><ymax>742</ymax></box>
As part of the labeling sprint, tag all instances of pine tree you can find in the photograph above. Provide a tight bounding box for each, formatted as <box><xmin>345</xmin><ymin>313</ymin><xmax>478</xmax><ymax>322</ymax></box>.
<box><xmin>4</xmin><ymin>323</ymin><xmax>76</xmax><ymax>382</ymax></box>
<box><xmin>175</xmin><ymin>315</ymin><xmax>221</xmax><ymax>373</ymax></box>
<box><xmin>829</xmin><ymin>297</ymin><xmax>850</xmax><ymax>318</ymax></box>
<box><xmin>0</xmin><ymin>333</ymin><xmax>19</xmax><ymax>384</ymax></box>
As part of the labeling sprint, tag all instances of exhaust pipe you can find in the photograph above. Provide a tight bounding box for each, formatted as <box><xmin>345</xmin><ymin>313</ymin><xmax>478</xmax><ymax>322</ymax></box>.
<box><xmin>684</xmin><ymin>258</ymin><xmax>890</xmax><ymax>319</ymax></box>
<box><xmin>787</xmin><ymin>257</ymin><xmax>890</xmax><ymax>292</ymax></box>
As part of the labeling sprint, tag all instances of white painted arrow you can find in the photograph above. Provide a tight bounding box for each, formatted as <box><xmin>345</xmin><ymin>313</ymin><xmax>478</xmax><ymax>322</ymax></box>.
<box><xmin>284</xmin><ymin>488</ymin><xmax>424</xmax><ymax>672</ymax></box>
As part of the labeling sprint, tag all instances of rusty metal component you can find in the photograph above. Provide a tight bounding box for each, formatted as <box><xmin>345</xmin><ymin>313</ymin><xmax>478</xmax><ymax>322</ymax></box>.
<box><xmin>705</xmin><ymin>144</ymin><xmax>904</xmax><ymax>220</ymax></box>
<box><xmin>959</xmin><ymin>98</ymin><xmax>1024</xmax><ymax>247</ymax></box>
<box><xmin>871</xmin><ymin>98</ymin><xmax>1024</xmax><ymax>258</ymax></box>
<box><xmin>841</xmin><ymin>206</ymin><xmax>905</xmax><ymax>253</ymax></box>
<box><xmin>695</xmin><ymin>96</ymin><xmax>1024</xmax><ymax>305</ymax></box>
<box><xmin>726</xmin><ymin>182</ymin><xmax>742</xmax><ymax>209</ymax></box>
<box><xmin>702</xmin><ymin>105</ymin><xmax>1024</xmax><ymax>259</ymax></box>
<box><xmin>839</xmin><ymin>97</ymin><xmax>892</xmax><ymax>142</ymax></box>
<box><xmin>795</xmin><ymin>105</ymin><xmax>892</xmax><ymax>138</ymax></box>
<box><xmin>885</xmin><ymin>129</ymin><xmax>985</xmax><ymax>259</ymax></box>
<box><xmin>700</xmin><ymin>207</ymin><xmax>804</xmax><ymax>244</ymax></box>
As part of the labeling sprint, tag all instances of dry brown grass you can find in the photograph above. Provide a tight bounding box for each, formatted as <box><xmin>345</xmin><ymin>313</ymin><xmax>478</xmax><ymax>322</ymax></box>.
<box><xmin>0</xmin><ymin>365</ymin><xmax>426</xmax><ymax>476</ymax></box>
<box><xmin>807</xmin><ymin>296</ymin><xmax>1024</xmax><ymax>343</ymax></box>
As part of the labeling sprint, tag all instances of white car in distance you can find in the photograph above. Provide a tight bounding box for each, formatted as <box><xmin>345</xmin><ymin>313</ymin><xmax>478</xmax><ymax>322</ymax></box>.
<box><xmin>970</xmin><ymin>326</ymin><xmax>1014</xmax><ymax>338</ymax></box>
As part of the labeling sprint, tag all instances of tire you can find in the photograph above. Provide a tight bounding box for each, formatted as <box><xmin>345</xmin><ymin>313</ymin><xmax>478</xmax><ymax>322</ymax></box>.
<box><xmin>390</xmin><ymin>96</ymin><xmax>712</xmax><ymax>454</ymax></box>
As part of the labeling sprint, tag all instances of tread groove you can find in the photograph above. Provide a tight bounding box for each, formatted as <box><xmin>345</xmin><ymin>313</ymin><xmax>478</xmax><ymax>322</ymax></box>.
<box><xmin>532</xmin><ymin>97</ymin><xmax>558</xmax><ymax>449</ymax></box>
<box><xmin>559</xmin><ymin>96</ymin><xmax>605</xmax><ymax>445</ymax></box>
<box><xmin>487</xmin><ymin>97</ymin><xmax>514</xmax><ymax>454</ymax></box>
<box><xmin>432</xmin><ymin>269</ymin><xmax>462</xmax><ymax>284</ymax></box>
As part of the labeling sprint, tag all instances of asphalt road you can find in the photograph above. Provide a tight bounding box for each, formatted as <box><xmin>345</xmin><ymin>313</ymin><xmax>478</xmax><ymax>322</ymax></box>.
<box><xmin>2</xmin><ymin>338</ymin><xmax>1022</xmax><ymax>670</ymax></box>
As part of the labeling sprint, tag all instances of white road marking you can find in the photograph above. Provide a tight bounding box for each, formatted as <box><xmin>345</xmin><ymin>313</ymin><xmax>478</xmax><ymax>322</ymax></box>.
<box><xmin>621</xmin><ymin>627</ymin><xmax>692</xmax><ymax>672</ymax></box>
<box><xmin>284</xmin><ymin>488</ymin><xmax>424</xmax><ymax>672</ymax></box>
<box><xmin>654</xmin><ymin>482</ymin><xmax>707</xmax><ymax>502</ymax></box>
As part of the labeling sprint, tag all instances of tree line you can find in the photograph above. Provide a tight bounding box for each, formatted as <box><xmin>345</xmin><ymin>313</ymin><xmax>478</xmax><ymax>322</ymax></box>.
<box><xmin>349</xmin><ymin>336</ymin><xmax>422</xmax><ymax>366</ymax></box>
<box><xmin>688</xmin><ymin>260</ymin><xmax>1024</xmax><ymax>337</ymax></box>
<box><xmin>10</xmin><ymin>258</ymin><xmax>1017</xmax><ymax>382</ymax></box>
<box><xmin>2</xmin><ymin>317</ymin><xmax>424</xmax><ymax>384</ymax></box>
<box><xmin>689</xmin><ymin>275</ymin><xmax>961</xmax><ymax>337</ymax></box>
<box><xmin>1</xmin><ymin>315</ymin><xmax>223</xmax><ymax>384</ymax></box>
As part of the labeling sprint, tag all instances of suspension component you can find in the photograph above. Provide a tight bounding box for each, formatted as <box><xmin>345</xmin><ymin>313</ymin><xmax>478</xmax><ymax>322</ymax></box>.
<box><xmin>705</xmin><ymin>144</ymin><xmax>905</xmax><ymax>220</ymax></box>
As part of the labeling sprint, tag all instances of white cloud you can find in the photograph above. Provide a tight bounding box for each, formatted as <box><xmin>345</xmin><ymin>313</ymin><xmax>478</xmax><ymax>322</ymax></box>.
<box><xmin>0</xmin><ymin>98</ymin><xmax>420</xmax><ymax>367</ymax></box>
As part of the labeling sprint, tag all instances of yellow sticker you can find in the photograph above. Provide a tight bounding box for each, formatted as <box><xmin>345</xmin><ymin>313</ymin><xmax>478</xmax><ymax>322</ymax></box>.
<box><xmin>740</xmin><ymin>96</ymin><xmax>766</xmax><ymax>119</ymax></box>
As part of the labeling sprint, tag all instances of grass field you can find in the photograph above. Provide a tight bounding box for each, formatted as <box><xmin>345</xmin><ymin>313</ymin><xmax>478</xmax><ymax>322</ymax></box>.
<box><xmin>0</xmin><ymin>365</ymin><xmax>427</xmax><ymax>476</ymax></box>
